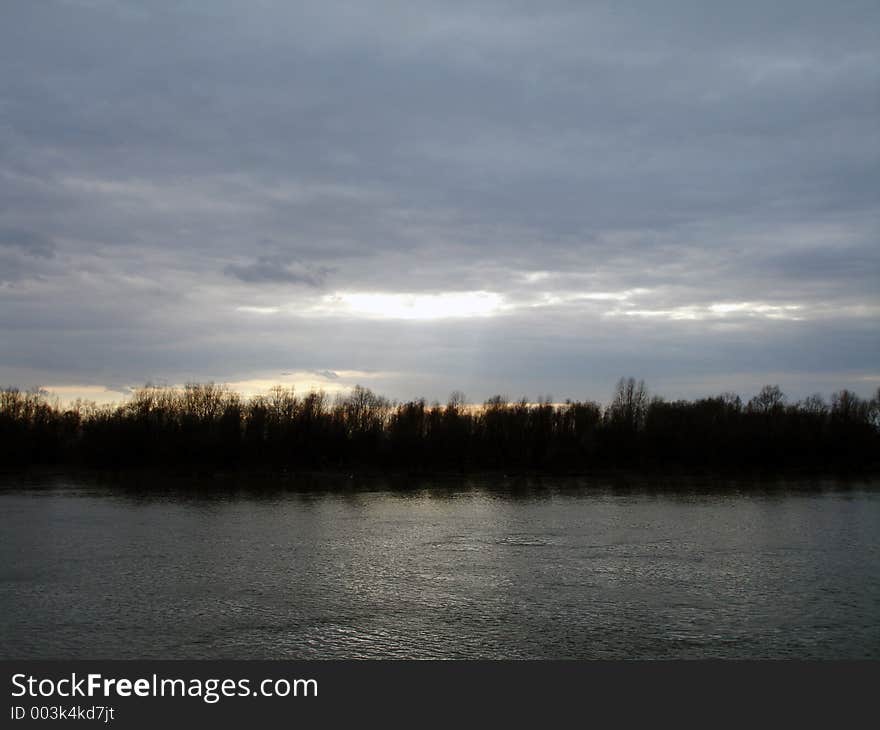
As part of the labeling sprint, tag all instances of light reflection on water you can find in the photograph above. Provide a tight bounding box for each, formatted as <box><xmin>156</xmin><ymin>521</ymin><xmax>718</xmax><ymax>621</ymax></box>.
<box><xmin>1</xmin><ymin>473</ymin><xmax>878</xmax><ymax>659</ymax></box>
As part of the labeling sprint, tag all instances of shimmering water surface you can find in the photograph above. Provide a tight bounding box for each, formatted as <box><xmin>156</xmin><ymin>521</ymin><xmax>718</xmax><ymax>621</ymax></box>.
<box><xmin>1</xmin><ymin>473</ymin><xmax>878</xmax><ymax>659</ymax></box>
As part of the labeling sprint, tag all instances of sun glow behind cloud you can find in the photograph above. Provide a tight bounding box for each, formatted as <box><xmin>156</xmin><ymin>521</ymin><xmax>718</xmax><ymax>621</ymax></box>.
<box><xmin>37</xmin><ymin>384</ymin><xmax>132</xmax><ymax>405</ymax></box>
<box><xmin>317</xmin><ymin>291</ymin><xmax>507</xmax><ymax>320</ymax></box>
<box><xmin>226</xmin><ymin>369</ymin><xmax>385</xmax><ymax>397</ymax></box>
<box><xmin>232</xmin><ymin>289</ymin><xmax>816</xmax><ymax>325</ymax></box>
<box><xmin>233</xmin><ymin>285</ymin><xmax>652</xmax><ymax>322</ymax></box>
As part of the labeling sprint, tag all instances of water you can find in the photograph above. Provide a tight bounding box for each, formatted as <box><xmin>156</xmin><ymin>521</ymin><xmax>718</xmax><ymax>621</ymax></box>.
<box><xmin>1</xmin><ymin>473</ymin><xmax>878</xmax><ymax>659</ymax></box>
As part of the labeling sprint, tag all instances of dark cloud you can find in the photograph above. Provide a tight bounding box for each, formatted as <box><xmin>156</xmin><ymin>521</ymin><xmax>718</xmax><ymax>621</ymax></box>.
<box><xmin>312</xmin><ymin>369</ymin><xmax>340</xmax><ymax>380</ymax></box>
<box><xmin>0</xmin><ymin>229</ymin><xmax>56</xmax><ymax>258</ymax></box>
<box><xmin>224</xmin><ymin>256</ymin><xmax>329</xmax><ymax>286</ymax></box>
<box><xmin>0</xmin><ymin>229</ymin><xmax>57</xmax><ymax>284</ymax></box>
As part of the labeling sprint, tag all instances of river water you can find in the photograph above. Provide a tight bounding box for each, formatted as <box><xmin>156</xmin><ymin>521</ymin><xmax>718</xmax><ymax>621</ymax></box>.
<box><xmin>1</xmin><ymin>473</ymin><xmax>878</xmax><ymax>659</ymax></box>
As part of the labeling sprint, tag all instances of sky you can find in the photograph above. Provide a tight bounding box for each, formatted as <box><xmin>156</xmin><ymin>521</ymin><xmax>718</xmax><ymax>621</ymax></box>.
<box><xmin>1</xmin><ymin>0</ymin><xmax>878</xmax><ymax>406</ymax></box>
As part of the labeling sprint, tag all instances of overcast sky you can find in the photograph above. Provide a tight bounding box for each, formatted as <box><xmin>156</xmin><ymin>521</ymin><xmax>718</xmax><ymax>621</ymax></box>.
<box><xmin>1</xmin><ymin>0</ymin><xmax>878</xmax><ymax>405</ymax></box>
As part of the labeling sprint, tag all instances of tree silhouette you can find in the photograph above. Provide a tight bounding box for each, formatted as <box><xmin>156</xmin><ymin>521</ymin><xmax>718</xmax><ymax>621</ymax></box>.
<box><xmin>0</xmin><ymin>380</ymin><xmax>877</xmax><ymax>473</ymax></box>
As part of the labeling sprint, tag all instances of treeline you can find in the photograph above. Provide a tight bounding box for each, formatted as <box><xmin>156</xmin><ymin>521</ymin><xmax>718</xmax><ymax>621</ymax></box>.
<box><xmin>1</xmin><ymin>379</ymin><xmax>878</xmax><ymax>472</ymax></box>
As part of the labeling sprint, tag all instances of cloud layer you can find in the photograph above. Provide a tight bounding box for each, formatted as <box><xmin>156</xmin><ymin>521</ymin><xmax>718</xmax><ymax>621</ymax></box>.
<box><xmin>1</xmin><ymin>0</ymin><xmax>878</xmax><ymax>403</ymax></box>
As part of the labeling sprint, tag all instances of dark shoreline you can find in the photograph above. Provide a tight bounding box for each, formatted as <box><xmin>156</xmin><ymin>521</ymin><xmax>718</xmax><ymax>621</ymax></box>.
<box><xmin>3</xmin><ymin>463</ymin><xmax>878</xmax><ymax>492</ymax></box>
<box><xmin>3</xmin><ymin>382</ymin><xmax>878</xmax><ymax>478</ymax></box>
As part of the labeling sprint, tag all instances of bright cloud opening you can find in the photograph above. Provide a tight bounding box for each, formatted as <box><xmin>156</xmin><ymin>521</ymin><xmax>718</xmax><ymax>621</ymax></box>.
<box><xmin>319</xmin><ymin>291</ymin><xmax>507</xmax><ymax>320</ymax></box>
<box><xmin>607</xmin><ymin>301</ymin><xmax>804</xmax><ymax>321</ymax></box>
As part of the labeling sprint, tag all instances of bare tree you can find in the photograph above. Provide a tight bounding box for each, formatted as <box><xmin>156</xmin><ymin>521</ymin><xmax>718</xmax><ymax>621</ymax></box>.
<box><xmin>748</xmin><ymin>384</ymin><xmax>786</xmax><ymax>414</ymax></box>
<box><xmin>607</xmin><ymin>377</ymin><xmax>649</xmax><ymax>431</ymax></box>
